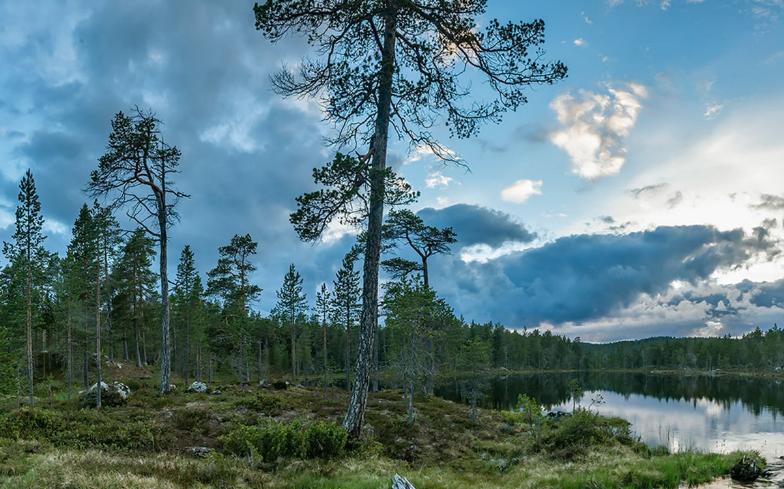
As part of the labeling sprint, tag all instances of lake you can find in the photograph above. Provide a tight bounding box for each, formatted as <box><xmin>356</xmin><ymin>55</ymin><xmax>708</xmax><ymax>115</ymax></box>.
<box><xmin>434</xmin><ymin>372</ymin><xmax>784</xmax><ymax>458</ymax></box>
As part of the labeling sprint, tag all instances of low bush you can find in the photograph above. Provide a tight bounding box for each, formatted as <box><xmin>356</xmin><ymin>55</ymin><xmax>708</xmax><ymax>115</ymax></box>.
<box><xmin>0</xmin><ymin>408</ymin><xmax>61</xmax><ymax>440</ymax></box>
<box><xmin>222</xmin><ymin>420</ymin><xmax>347</xmax><ymax>463</ymax></box>
<box><xmin>231</xmin><ymin>393</ymin><xmax>287</xmax><ymax>416</ymax></box>
<box><xmin>528</xmin><ymin>408</ymin><xmax>640</xmax><ymax>459</ymax></box>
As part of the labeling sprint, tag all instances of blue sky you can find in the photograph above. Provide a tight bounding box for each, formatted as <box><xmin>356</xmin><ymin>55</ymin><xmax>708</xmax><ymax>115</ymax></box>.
<box><xmin>1</xmin><ymin>0</ymin><xmax>782</xmax><ymax>342</ymax></box>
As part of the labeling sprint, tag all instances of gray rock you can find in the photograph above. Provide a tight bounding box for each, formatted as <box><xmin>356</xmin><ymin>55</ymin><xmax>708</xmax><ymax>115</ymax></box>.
<box><xmin>362</xmin><ymin>422</ymin><xmax>376</xmax><ymax>438</ymax></box>
<box><xmin>210</xmin><ymin>389</ymin><xmax>221</xmax><ymax>395</ymax></box>
<box><xmin>81</xmin><ymin>381</ymin><xmax>131</xmax><ymax>407</ymax></box>
<box><xmin>184</xmin><ymin>446</ymin><xmax>213</xmax><ymax>458</ymax></box>
<box><xmin>187</xmin><ymin>381</ymin><xmax>208</xmax><ymax>393</ymax></box>
<box><xmin>392</xmin><ymin>474</ymin><xmax>416</xmax><ymax>489</ymax></box>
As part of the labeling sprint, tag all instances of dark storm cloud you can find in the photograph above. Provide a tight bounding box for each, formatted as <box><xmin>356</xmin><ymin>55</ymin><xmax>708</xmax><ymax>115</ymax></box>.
<box><xmin>0</xmin><ymin>0</ymin><xmax>351</xmax><ymax>313</ymax></box>
<box><xmin>431</xmin><ymin>224</ymin><xmax>777</xmax><ymax>327</ymax></box>
<box><xmin>416</xmin><ymin>204</ymin><xmax>536</xmax><ymax>248</ymax></box>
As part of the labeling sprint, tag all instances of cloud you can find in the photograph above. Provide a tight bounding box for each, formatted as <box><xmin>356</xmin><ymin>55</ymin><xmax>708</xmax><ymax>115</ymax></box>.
<box><xmin>753</xmin><ymin>194</ymin><xmax>784</xmax><ymax>210</ymax></box>
<box><xmin>501</xmin><ymin>179</ymin><xmax>543</xmax><ymax>203</ymax></box>
<box><xmin>433</xmin><ymin>224</ymin><xmax>778</xmax><ymax>334</ymax></box>
<box><xmin>550</xmin><ymin>83</ymin><xmax>648</xmax><ymax>179</ymax></box>
<box><xmin>631</xmin><ymin>183</ymin><xmax>669</xmax><ymax>199</ymax></box>
<box><xmin>416</xmin><ymin>204</ymin><xmax>536</xmax><ymax>248</ymax></box>
<box><xmin>425</xmin><ymin>167</ymin><xmax>458</xmax><ymax>189</ymax></box>
<box><xmin>405</xmin><ymin>142</ymin><xmax>459</xmax><ymax>165</ymax></box>
<box><xmin>574</xmin><ymin>38</ymin><xmax>586</xmax><ymax>47</ymax></box>
<box><xmin>704</xmin><ymin>103</ymin><xmax>724</xmax><ymax>120</ymax></box>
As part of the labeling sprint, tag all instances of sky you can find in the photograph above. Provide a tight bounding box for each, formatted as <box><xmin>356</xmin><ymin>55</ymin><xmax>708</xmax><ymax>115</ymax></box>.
<box><xmin>1</xmin><ymin>0</ymin><xmax>783</xmax><ymax>343</ymax></box>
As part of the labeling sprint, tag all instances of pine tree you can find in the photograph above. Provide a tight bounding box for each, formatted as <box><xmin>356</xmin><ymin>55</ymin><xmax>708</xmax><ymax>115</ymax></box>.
<box><xmin>332</xmin><ymin>253</ymin><xmax>361</xmax><ymax>388</ymax></box>
<box><xmin>88</xmin><ymin>109</ymin><xmax>189</xmax><ymax>393</ymax></box>
<box><xmin>3</xmin><ymin>170</ymin><xmax>50</xmax><ymax>407</ymax></box>
<box><xmin>112</xmin><ymin>228</ymin><xmax>157</xmax><ymax>368</ymax></box>
<box><xmin>257</xmin><ymin>0</ymin><xmax>567</xmax><ymax>438</ymax></box>
<box><xmin>274</xmin><ymin>264</ymin><xmax>308</xmax><ymax>380</ymax></box>
<box><xmin>315</xmin><ymin>283</ymin><xmax>331</xmax><ymax>394</ymax></box>
<box><xmin>174</xmin><ymin>245</ymin><xmax>203</xmax><ymax>387</ymax></box>
<box><xmin>207</xmin><ymin>234</ymin><xmax>261</xmax><ymax>385</ymax></box>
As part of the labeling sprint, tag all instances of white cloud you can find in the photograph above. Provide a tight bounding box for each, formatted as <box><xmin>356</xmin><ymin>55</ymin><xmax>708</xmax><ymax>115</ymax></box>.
<box><xmin>703</xmin><ymin>103</ymin><xmax>724</xmax><ymax>119</ymax></box>
<box><xmin>501</xmin><ymin>179</ymin><xmax>543</xmax><ymax>203</ymax></box>
<box><xmin>549</xmin><ymin>82</ymin><xmax>648</xmax><ymax>179</ymax></box>
<box><xmin>574</xmin><ymin>38</ymin><xmax>586</xmax><ymax>47</ymax></box>
<box><xmin>405</xmin><ymin>142</ymin><xmax>459</xmax><ymax>165</ymax></box>
<box><xmin>425</xmin><ymin>168</ymin><xmax>458</xmax><ymax>189</ymax></box>
<box><xmin>582</xmin><ymin>100</ymin><xmax>784</xmax><ymax>284</ymax></box>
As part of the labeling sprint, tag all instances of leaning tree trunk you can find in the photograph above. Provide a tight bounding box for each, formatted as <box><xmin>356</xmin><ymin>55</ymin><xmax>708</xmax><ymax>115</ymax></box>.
<box><xmin>343</xmin><ymin>9</ymin><xmax>397</xmax><ymax>440</ymax></box>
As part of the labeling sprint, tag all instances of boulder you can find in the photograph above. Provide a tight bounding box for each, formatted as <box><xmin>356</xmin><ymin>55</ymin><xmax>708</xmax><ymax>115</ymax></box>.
<box><xmin>81</xmin><ymin>381</ymin><xmax>131</xmax><ymax>407</ymax></box>
<box><xmin>184</xmin><ymin>446</ymin><xmax>213</xmax><ymax>459</ymax></box>
<box><xmin>187</xmin><ymin>381</ymin><xmax>208</xmax><ymax>393</ymax></box>
<box><xmin>392</xmin><ymin>474</ymin><xmax>416</xmax><ymax>489</ymax></box>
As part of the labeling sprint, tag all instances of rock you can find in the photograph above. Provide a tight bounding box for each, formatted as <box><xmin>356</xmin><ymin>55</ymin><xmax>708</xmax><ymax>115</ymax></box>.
<box><xmin>210</xmin><ymin>389</ymin><xmax>222</xmax><ymax>395</ymax></box>
<box><xmin>271</xmin><ymin>380</ymin><xmax>289</xmax><ymax>390</ymax></box>
<box><xmin>730</xmin><ymin>455</ymin><xmax>762</xmax><ymax>482</ymax></box>
<box><xmin>81</xmin><ymin>381</ymin><xmax>131</xmax><ymax>407</ymax></box>
<box><xmin>392</xmin><ymin>474</ymin><xmax>416</xmax><ymax>489</ymax></box>
<box><xmin>546</xmin><ymin>410</ymin><xmax>571</xmax><ymax>419</ymax></box>
<box><xmin>362</xmin><ymin>423</ymin><xmax>376</xmax><ymax>438</ymax></box>
<box><xmin>259</xmin><ymin>379</ymin><xmax>267</xmax><ymax>388</ymax></box>
<box><xmin>169</xmin><ymin>383</ymin><xmax>177</xmax><ymax>391</ymax></box>
<box><xmin>187</xmin><ymin>381</ymin><xmax>208</xmax><ymax>393</ymax></box>
<box><xmin>184</xmin><ymin>446</ymin><xmax>213</xmax><ymax>459</ymax></box>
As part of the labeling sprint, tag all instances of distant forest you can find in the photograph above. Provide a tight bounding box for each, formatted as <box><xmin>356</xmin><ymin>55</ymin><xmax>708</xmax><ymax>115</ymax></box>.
<box><xmin>2</xmin><ymin>168</ymin><xmax>782</xmax><ymax>404</ymax></box>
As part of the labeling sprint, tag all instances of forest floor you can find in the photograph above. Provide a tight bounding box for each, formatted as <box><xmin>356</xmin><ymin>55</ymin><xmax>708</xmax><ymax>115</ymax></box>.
<box><xmin>0</xmin><ymin>364</ymin><xmax>760</xmax><ymax>488</ymax></box>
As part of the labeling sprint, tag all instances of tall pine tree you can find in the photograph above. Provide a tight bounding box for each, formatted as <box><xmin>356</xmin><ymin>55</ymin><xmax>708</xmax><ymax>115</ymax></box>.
<box><xmin>3</xmin><ymin>170</ymin><xmax>49</xmax><ymax>408</ymax></box>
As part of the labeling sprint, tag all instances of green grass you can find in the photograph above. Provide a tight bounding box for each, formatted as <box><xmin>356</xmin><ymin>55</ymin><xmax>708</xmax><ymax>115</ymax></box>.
<box><xmin>0</xmin><ymin>377</ymin><xmax>758</xmax><ymax>489</ymax></box>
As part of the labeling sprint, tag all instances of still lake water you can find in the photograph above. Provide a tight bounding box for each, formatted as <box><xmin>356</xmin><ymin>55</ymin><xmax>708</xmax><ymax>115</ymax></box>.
<box><xmin>434</xmin><ymin>372</ymin><xmax>784</xmax><ymax>457</ymax></box>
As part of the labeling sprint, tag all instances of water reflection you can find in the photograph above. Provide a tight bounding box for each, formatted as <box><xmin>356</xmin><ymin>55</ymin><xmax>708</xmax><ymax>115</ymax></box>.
<box><xmin>434</xmin><ymin>373</ymin><xmax>784</xmax><ymax>455</ymax></box>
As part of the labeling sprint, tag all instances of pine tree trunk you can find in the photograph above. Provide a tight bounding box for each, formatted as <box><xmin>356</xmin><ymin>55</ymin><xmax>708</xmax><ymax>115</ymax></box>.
<box><xmin>96</xmin><ymin>268</ymin><xmax>102</xmax><ymax>409</ymax></box>
<box><xmin>26</xmin><ymin>260</ymin><xmax>33</xmax><ymax>407</ymax></box>
<box><xmin>83</xmin><ymin>319</ymin><xmax>89</xmax><ymax>388</ymax></box>
<box><xmin>323</xmin><ymin>320</ymin><xmax>328</xmax><ymax>395</ymax></box>
<box><xmin>159</xmin><ymin>203</ymin><xmax>172</xmax><ymax>393</ymax></box>
<box><xmin>373</xmin><ymin>327</ymin><xmax>379</xmax><ymax>392</ymax></box>
<box><xmin>67</xmin><ymin>293</ymin><xmax>73</xmax><ymax>401</ymax></box>
<box><xmin>343</xmin><ymin>9</ymin><xmax>397</xmax><ymax>439</ymax></box>
<box><xmin>346</xmin><ymin>316</ymin><xmax>351</xmax><ymax>388</ymax></box>
<box><xmin>291</xmin><ymin>318</ymin><xmax>296</xmax><ymax>381</ymax></box>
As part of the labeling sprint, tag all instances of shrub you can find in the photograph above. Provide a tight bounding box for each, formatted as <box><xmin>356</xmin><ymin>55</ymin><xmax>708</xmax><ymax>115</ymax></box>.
<box><xmin>222</xmin><ymin>420</ymin><xmax>347</xmax><ymax>463</ymax></box>
<box><xmin>172</xmin><ymin>406</ymin><xmax>211</xmax><ymax>431</ymax></box>
<box><xmin>232</xmin><ymin>393</ymin><xmax>286</xmax><ymax>416</ymax></box>
<box><xmin>0</xmin><ymin>408</ymin><xmax>61</xmax><ymax>440</ymax></box>
<box><xmin>525</xmin><ymin>408</ymin><xmax>640</xmax><ymax>460</ymax></box>
<box><xmin>304</xmin><ymin>421</ymin><xmax>348</xmax><ymax>459</ymax></box>
<box><xmin>516</xmin><ymin>394</ymin><xmax>542</xmax><ymax>425</ymax></box>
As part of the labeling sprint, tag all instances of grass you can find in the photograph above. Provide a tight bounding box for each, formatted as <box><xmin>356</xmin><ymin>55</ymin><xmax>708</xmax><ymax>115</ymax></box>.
<box><xmin>0</xmin><ymin>369</ymin><xmax>760</xmax><ymax>488</ymax></box>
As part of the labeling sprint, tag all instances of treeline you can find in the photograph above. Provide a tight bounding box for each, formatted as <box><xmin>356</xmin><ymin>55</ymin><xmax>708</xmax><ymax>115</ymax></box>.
<box><xmin>2</xmin><ymin>169</ymin><xmax>783</xmax><ymax>409</ymax></box>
